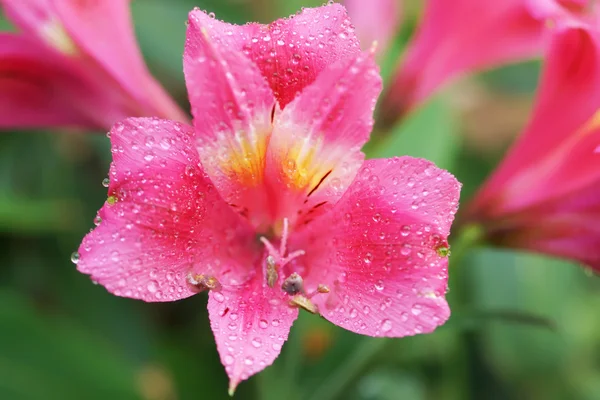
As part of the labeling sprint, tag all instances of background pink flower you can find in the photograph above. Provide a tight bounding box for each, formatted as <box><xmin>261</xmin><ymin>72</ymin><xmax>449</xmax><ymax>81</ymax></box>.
<box><xmin>344</xmin><ymin>0</ymin><xmax>402</xmax><ymax>54</ymax></box>
<box><xmin>74</xmin><ymin>5</ymin><xmax>461</xmax><ymax>393</ymax></box>
<box><xmin>0</xmin><ymin>0</ymin><xmax>187</xmax><ymax>130</ymax></box>
<box><xmin>465</xmin><ymin>25</ymin><xmax>600</xmax><ymax>270</ymax></box>
<box><xmin>379</xmin><ymin>0</ymin><xmax>599</xmax><ymax>126</ymax></box>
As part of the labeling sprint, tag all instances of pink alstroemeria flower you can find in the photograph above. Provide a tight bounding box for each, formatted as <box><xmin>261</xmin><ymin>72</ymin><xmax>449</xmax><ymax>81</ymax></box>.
<box><xmin>74</xmin><ymin>5</ymin><xmax>461</xmax><ymax>392</ymax></box>
<box><xmin>379</xmin><ymin>0</ymin><xmax>599</xmax><ymax>126</ymax></box>
<box><xmin>0</xmin><ymin>0</ymin><xmax>187</xmax><ymax>130</ymax></box>
<box><xmin>465</xmin><ymin>26</ymin><xmax>600</xmax><ymax>270</ymax></box>
<box><xmin>345</xmin><ymin>0</ymin><xmax>402</xmax><ymax>53</ymax></box>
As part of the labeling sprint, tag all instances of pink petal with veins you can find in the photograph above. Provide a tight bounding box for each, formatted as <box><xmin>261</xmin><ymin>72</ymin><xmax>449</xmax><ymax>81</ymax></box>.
<box><xmin>292</xmin><ymin>157</ymin><xmax>460</xmax><ymax>337</ymax></box>
<box><xmin>77</xmin><ymin>118</ymin><xmax>258</xmax><ymax>301</ymax></box>
<box><xmin>207</xmin><ymin>274</ymin><xmax>298</xmax><ymax>394</ymax></box>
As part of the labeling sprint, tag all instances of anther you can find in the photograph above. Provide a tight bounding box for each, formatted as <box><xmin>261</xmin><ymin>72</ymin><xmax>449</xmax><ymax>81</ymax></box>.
<box><xmin>187</xmin><ymin>273</ymin><xmax>222</xmax><ymax>291</ymax></box>
<box><xmin>306</xmin><ymin>283</ymin><xmax>330</xmax><ymax>299</ymax></box>
<box><xmin>266</xmin><ymin>256</ymin><xmax>278</xmax><ymax>288</ymax></box>
<box><xmin>289</xmin><ymin>295</ymin><xmax>318</xmax><ymax>314</ymax></box>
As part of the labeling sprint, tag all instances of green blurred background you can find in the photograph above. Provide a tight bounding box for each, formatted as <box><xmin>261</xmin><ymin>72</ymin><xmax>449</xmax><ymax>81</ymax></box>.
<box><xmin>1</xmin><ymin>1</ymin><xmax>599</xmax><ymax>399</ymax></box>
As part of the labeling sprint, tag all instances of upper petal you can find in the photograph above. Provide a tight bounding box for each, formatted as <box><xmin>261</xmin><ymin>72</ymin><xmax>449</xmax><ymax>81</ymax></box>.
<box><xmin>189</xmin><ymin>4</ymin><xmax>361</xmax><ymax>108</ymax></box>
<box><xmin>265</xmin><ymin>50</ymin><xmax>382</xmax><ymax>226</ymax></box>
<box><xmin>207</xmin><ymin>273</ymin><xmax>298</xmax><ymax>393</ymax></box>
<box><xmin>184</xmin><ymin>10</ymin><xmax>276</xmax><ymax>224</ymax></box>
<box><xmin>77</xmin><ymin>118</ymin><xmax>258</xmax><ymax>302</ymax></box>
<box><xmin>291</xmin><ymin>157</ymin><xmax>461</xmax><ymax>337</ymax></box>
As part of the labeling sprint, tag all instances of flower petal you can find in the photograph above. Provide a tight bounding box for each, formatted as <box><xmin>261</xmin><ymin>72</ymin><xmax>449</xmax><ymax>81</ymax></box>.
<box><xmin>291</xmin><ymin>157</ymin><xmax>460</xmax><ymax>337</ymax></box>
<box><xmin>190</xmin><ymin>4</ymin><xmax>361</xmax><ymax>108</ymax></box>
<box><xmin>77</xmin><ymin>118</ymin><xmax>257</xmax><ymax>302</ymax></box>
<box><xmin>265</xmin><ymin>50</ymin><xmax>382</xmax><ymax>225</ymax></box>
<box><xmin>380</xmin><ymin>0</ymin><xmax>543</xmax><ymax>122</ymax></box>
<box><xmin>0</xmin><ymin>33</ymin><xmax>120</xmax><ymax>129</ymax></box>
<box><xmin>207</xmin><ymin>274</ymin><xmax>298</xmax><ymax>393</ymax></box>
<box><xmin>184</xmin><ymin>10</ymin><xmax>276</xmax><ymax>220</ymax></box>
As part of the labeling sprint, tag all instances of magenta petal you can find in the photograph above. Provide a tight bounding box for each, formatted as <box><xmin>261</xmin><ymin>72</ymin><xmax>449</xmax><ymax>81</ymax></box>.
<box><xmin>293</xmin><ymin>157</ymin><xmax>460</xmax><ymax>337</ymax></box>
<box><xmin>207</xmin><ymin>275</ymin><xmax>298</xmax><ymax>392</ymax></box>
<box><xmin>77</xmin><ymin>118</ymin><xmax>257</xmax><ymax>302</ymax></box>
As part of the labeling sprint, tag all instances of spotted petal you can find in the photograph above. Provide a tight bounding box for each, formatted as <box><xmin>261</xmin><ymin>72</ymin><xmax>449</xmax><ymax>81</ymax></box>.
<box><xmin>186</xmin><ymin>4</ymin><xmax>361</xmax><ymax>108</ymax></box>
<box><xmin>291</xmin><ymin>157</ymin><xmax>460</xmax><ymax>337</ymax></box>
<box><xmin>265</xmin><ymin>50</ymin><xmax>382</xmax><ymax>225</ymax></box>
<box><xmin>77</xmin><ymin>118</ymin><xmax>257</xmax><ymax>302</ymax></box>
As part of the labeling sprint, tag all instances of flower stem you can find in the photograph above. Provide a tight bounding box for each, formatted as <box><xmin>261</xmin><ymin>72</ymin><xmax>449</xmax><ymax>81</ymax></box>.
<box><xmin>306</xmin><ymin>337</ymin><xmax>386</xmax><ymax>400</ymax></box>
<box><xmin>449</xmin><ymin>224</ymin><xmax>485</xmax><ymax>267</ymax></box>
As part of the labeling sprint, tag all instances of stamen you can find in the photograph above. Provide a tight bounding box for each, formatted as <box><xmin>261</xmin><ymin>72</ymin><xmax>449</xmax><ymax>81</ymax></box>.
<box><xmin>280</xmin><ymin>218</ymin><xmax>290</xmax><ymax>256</ymax></box>
<box><xmin>306</xmin><ymin>284</ymin><xmax>330</xmax><ymax>299</ymax></box>
<box><xmin>260</xmin><ymin>218</ymin><xmax>306</xmax><ymax>287</ymax></box>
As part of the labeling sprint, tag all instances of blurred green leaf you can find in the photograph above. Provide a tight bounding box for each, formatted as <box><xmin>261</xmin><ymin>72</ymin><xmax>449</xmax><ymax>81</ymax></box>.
<box><xmin>366</xmin><ymin>97</ymin><xmax>460</xmax><ymax>172</ymax></box>
<box><xmin>0</xmin><ymin>197</ymin><xmax>83</xmax><ymax>234</ymax></box>
<box><xmin>0</xmin><ymin>290</ymin><xmax>141</xmax><ymax>400</ymax></box>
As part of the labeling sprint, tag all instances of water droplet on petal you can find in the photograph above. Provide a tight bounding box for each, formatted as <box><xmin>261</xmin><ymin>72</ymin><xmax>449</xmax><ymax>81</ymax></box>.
<box><xmin>147</xmin><ymin>280</ymin><xmax>158</xmax><ymax>293</ymax></box>
<box><xmin>101</xmin><ymin>178</ymin><xmax>110</xmax><ymax>187</ymax></box>
<box><xmin>380</xmin><ymin>319</ymin><xmax>393</xmax><ymax>333</ymax></box>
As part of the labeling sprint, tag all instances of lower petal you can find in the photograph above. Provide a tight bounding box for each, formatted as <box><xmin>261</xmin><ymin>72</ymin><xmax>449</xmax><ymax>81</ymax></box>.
<box><xmin>207</xmin><ymin>273</ymin><xmax>299</xmax><ymax>393</ymax></box>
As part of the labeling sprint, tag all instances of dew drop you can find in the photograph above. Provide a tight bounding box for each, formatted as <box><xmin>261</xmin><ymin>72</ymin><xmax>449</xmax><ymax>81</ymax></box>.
<box><xmin>259</xmin><ymin>319</ymin><xmax>269</xmax><ymax>329</ymax></box>
<box><xmin>147</xmin><ymin>280</ymin><xmax>158</xmax><ymax>293</ymax></box>
<box><xmin>101</xmin><ymin>178</ymin><xmax>110</xmax><ymax>187</ymax></box>
<box><xmin>380</xmin><ymin>319</ymin><xmax>393</xmax><ymax>333</ymax></box>
<box><xmin>251</xmin><ymin>337</ymin><xmax>262</xmax><ymax>348</ymax></box>
<box><xmin>70</xmin><ymin>252</ymin><xmax>80</xmax><ymax>264</ymax></box>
